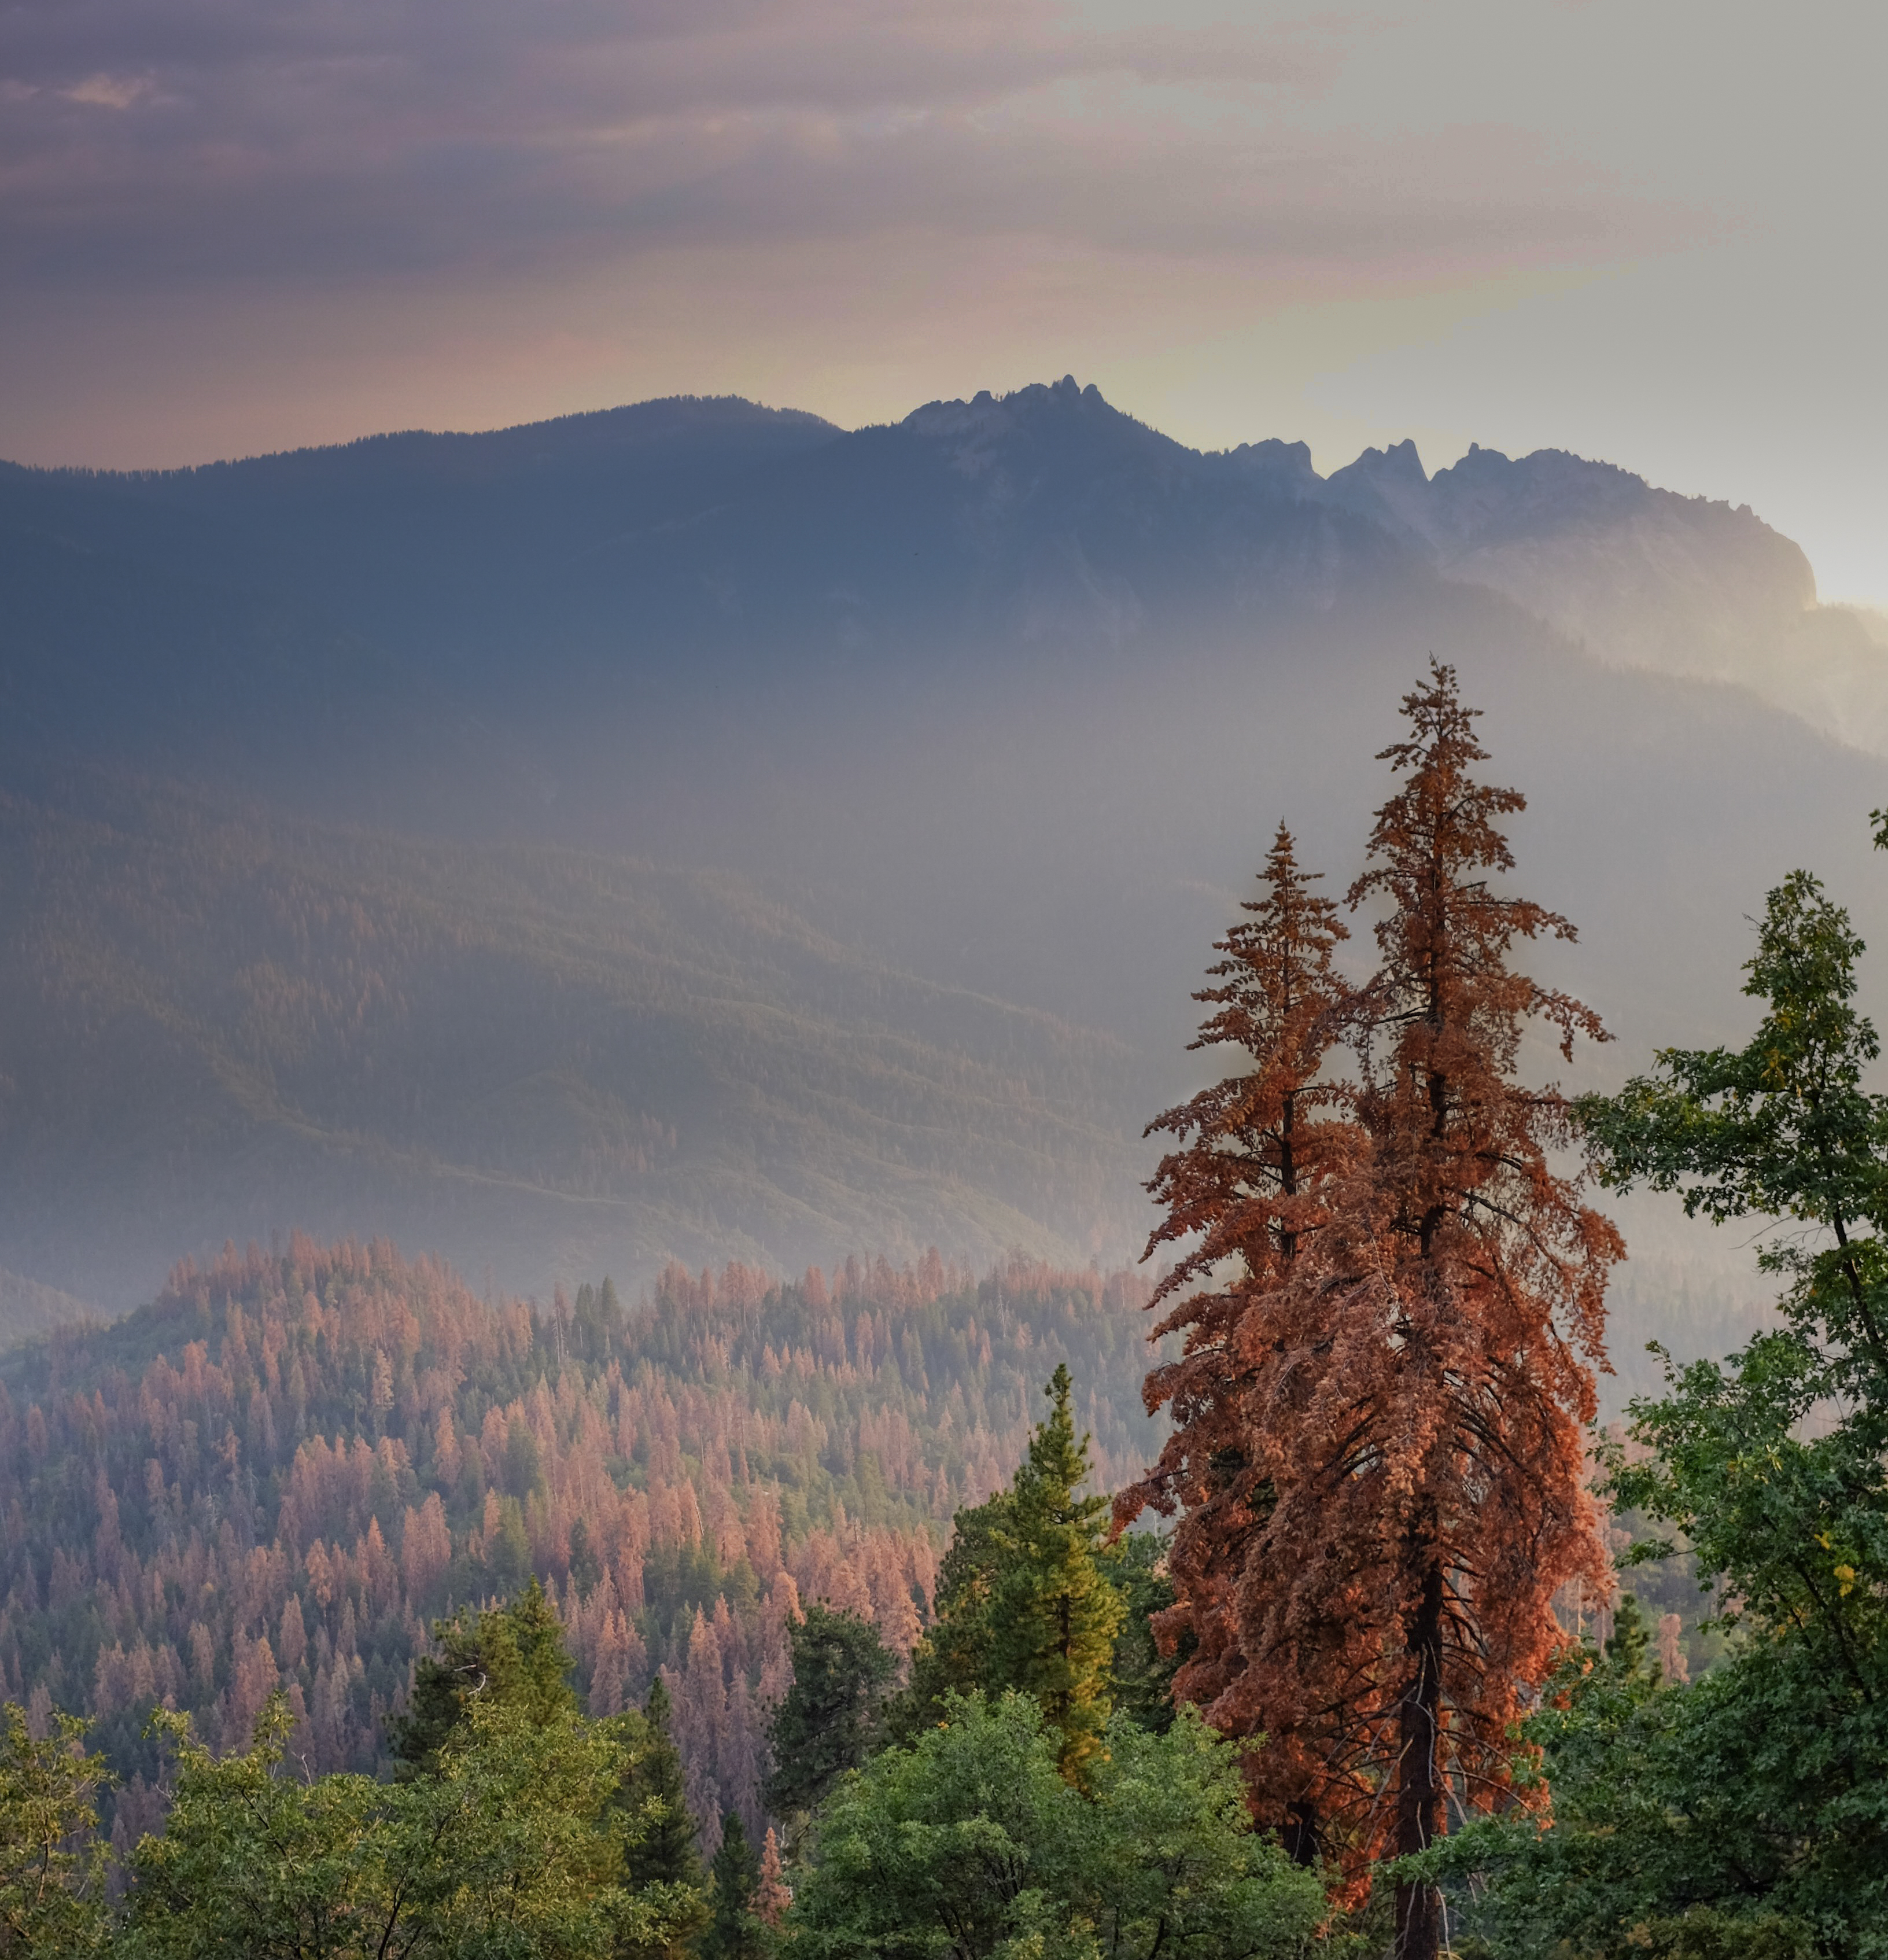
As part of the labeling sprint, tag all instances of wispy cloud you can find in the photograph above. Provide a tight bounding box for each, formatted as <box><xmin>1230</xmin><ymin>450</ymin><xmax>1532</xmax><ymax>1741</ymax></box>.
<box><xmin>0</xmin><ymin>0</ymin><xmax>1673</xmax><ymax>290</ymax></box>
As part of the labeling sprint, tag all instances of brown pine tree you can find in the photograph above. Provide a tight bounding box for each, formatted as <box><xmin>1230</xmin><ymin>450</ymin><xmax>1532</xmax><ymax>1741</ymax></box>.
<box><xmin>753</xmin><ymin>1828</ymin><xmax>791</xmax><ymax>1928</ymax></box>
<box><xmin>1114</xmin><ymin>823</ymin><xmax>1360</xmax><ymax>1839</ymax></box>
<box><xmin>1126</xmin><ymin>667</ymin><xmax>1621</xmax><ymax>1959</ymax></box>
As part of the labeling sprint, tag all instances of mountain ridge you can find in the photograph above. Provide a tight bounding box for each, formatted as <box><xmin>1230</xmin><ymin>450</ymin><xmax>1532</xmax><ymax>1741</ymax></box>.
<box><xmin>4</xmin><ymin>375</ymin><xmax>1886</xmax><ymax>1333</ymax></box>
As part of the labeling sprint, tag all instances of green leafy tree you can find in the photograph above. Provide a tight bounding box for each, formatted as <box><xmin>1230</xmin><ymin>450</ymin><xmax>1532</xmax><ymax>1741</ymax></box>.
<box><xmin>0</xmin><ymin>1703</ymin><xmax>110</xmax><ymax>1957</ymax></box>
<box><xmin>119</xmin><ymin>1689</ymin><xmax>691</xmax><ymax>1960</ymax></box>
<box><xmin>789</xmin><ymin>1690</ymin><xmax>1325</xmax><ymax>1960</ymax></box>
<box><xmin>1412</xmin><ymin>1631</ymin><xmax>1823</xmax><ymax>1960</ymax></box>
<box><xmin>699</xmin><ymin>1813</ymin><xmax>766</xmax><ymax>1960</ymax></box>
<box><xmin>1477</xmin><ymin>859</ymin><xmax>1888</xmax><ymax>1952</ymax></box>
<box><xmin>901</xmin><ymin>1368</ymin><xmax>1124</xmax><ymax>1783</ymax></box>
<box><xmin>762</xmin><ymin>1605</ymin><xmax>896</xmax><ymax>1837</ymax></box>
<box><xmin>391</xmin><ymin>1577</ymin><xmax>579</xmax><ymax>1773</ymax></box>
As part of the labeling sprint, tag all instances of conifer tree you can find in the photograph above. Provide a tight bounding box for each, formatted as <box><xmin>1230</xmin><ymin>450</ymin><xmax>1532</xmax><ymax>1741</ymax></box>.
<box><xmin>753</xmin><ymin>1829</ymin><xmax>791</xmax><ymax>1927</ymax></box>
<box><xmin>700</xmin><ymin>1811</ymin><xmax>766</xmax><ymax>1960</ymax></box>
<box><xmin>1129</xmin><ymin>666</ymin><xmax>1620</xmax><ymax>1958</ymax></box>
<box><xmin>1109</xmin><ymin>1531</ymin><xmax>1181</xmax><ymax>1735</ymax></box>
<box><xmin>762</xmin><ymin>1604</ymin><xmax>896</xmax><ymax>1835</ymax></box>
<box><xmin>1114</xmin><ymin>823</ymin><xmax>1357</xmax><ymax>1841</ymax></box>
<box><xmin>904</xmin><ymin>1366</ymin><xmax>1122</xmax><ymax>1784</ymax></box>
<box><xmin>991</xmin><ymin>1364</ymin><xmax>1124</xmax><ymax>1784</ymax></box>
<box><xmin>618</xmin><ymin>1679</ymin><xmax>704</xmax><ymax>1895</ymax></box>
<box><xmin>1333</xmin><ymin>663</ymin><xmax>1618</xmax><ymax>1960</ymax></box>
<box><xmin>390</xmin><ymin>1578</ymin><xmax>577</xmax><ymax>1773</ymax></box>
<box><xmin>893</xmin><ymin>1487</ymin><xmax>1012</xmax><ymax>1737</ymax></box>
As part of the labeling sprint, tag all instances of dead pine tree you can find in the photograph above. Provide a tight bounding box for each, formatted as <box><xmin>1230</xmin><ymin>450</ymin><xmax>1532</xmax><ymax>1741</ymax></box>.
<box><xmin>1126</xmin><ymin>665</ymin><xmax>1621</xmax><ymax>1960</ymax></box>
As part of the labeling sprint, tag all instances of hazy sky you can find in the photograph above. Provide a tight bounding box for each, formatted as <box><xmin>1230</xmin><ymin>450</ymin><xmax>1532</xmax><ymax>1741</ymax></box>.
<box><xmin>4</xmin><ymin>0</ymin><xmax>1883</xmax><ymax>602</ymax></box>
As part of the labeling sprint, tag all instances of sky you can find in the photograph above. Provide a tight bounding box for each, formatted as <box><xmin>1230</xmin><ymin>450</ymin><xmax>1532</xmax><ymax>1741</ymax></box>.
<box><xmin>3</xmin><ymin>0</ymin><xmax>1884</xmax><ymax>605</ymax></box>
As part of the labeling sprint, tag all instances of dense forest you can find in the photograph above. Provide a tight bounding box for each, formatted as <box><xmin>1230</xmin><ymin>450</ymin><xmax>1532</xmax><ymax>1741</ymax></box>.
<box><xmin>0</xmin><ymin>1236</ymin><xmax>1161</xmax><ymax>1862</ymax></box>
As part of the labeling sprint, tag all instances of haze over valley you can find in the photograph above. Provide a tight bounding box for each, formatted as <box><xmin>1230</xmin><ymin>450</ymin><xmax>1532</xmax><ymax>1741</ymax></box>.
<box><xmin>3</xmin><ymin>377</ymin><xmax>1883</xmax><ymax>1340</ymax></box>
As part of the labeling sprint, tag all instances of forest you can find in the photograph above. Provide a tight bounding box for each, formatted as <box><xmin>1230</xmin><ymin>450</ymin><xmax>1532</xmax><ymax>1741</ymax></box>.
<box><xmin>1</xmin><ymin>661</ymin><xmax>1884</xmax><ymax>1959</ymax></box>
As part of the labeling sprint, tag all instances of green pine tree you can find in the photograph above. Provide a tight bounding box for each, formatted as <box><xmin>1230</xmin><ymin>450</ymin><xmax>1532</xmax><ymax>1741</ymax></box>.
<box><xmin>1110</xmin><ymin>1530</ymin><xmax>1183</xmax><ymax>1734</ymax></box>
<box><xmin>699</xmin><ymin>1812</ymin><xmax>766</xmax><ymax>1960</ymax></box>
<box><xmin>893</xmin><ymin>1486</ymin><xmax>1012</xmax><ymax>1742</ymax></box>
<box><xmin>762</xmin><ymin>1604</ymin><xmax>897</xmax><ymax>1837</ymax></box>
<box><xmin>989</xmin><ymin>1363</ymin><xmax>1124</xmax><ymax>1783</ymax></box>
<box><xmin>898</xmin><ymin>1366</ymin><xmax>1124</xmax><ymax>1784</ymax></box>
<box><xmin>389</xmin><ymin>1577</ymin><xmax>577</xmax><ymax>1773</ymax></box>
<box><xmin>617</xmin><ymin>1679</ymin><xmax>704</xmax><ymax>1892</ymax></box>
<box><xmin>1605</xmin><ymin>1593</ymin><xmax>1653</xmax><ymax>1679</ymax></box>
<box><xmin>569</xmin><ymin>1517</ymin><xmax>604</xmax><ymax>1602</ymax></box>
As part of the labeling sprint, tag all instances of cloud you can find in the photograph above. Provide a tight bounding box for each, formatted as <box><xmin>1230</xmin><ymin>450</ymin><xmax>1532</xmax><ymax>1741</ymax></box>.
<box><xmin>64</xmin><ymin>72</ymin><xmax>156</xmax><ymax>109</ymax></box>
<box><xmin>0</xmin><ymin>0</ymin><xmax>1676</xmax><ymax>292</ymax></box>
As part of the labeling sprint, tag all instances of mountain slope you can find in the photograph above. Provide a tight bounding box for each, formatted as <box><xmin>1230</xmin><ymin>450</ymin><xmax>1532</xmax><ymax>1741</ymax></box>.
<box><xmin>4</xmin><ymin>379</ymin><xmax>1887</xmax><ymax>1318</ymax></box>
<box><xmin>1323</xmin><ymin>437</ymin><xmax>1888</xmax><ymax>749</ymax></box>
<box><xmin>0</xmin><ymin>774</ymin><xmax>1139</xmax><ymax>1309</ymax></box>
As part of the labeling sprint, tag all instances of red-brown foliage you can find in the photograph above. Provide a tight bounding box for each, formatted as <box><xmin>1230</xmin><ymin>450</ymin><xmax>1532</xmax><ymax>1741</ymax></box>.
<box><xmin>1121</xmin><ymin>665</ymin><xmax>1620</xmax><ymax>1958</ymax></box>
<box><xmin>0</xmin><ymin>1232</ymin><xmax>1159</xmax><ymax>1855</ymax></box>
<box><xmin>1118</xmin><ymin>826</ymin><xmax>1358</xmax><ymax>1755</ymax></box>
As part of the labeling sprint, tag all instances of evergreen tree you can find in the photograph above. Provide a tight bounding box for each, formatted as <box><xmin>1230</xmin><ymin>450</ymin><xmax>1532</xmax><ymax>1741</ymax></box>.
<box><xmin>893</xmin><ymin>1487</ymin><xmax>1012</xmax><ymax>1738</ymax></box>
<box><xmin>753</xmin><ymin>1829</ymin><xmax>791</xmax><ymax>1928</ymax></box>
<box><xmin>1606</xmin><ymin>1593</ymin><xmax>1653</xmax><ymax>1679</ymax></box>
<box><xmin>389</xmin><ymin>1577</ymin><xmax>577</xmax><ymax>1773</ymax></box>
<box><xmin>569</xmin><ymin>1517</ymin><xmax>605</xmax><ymax>1602</ymax></box>
<box><xmin>1110</xmin><ymin>1532</ymin><xmax>1182</xmax><ymax>1736</ymax></box>
<box><xmin>617</xmin><ymin>1680</ymin><xmax>704</xmax><ymax>1893</ymax></box>
<box><xmin>700</xmin><ymin>1812</ymin><xmax>766</xmax><ymax>1960</ymax></box>
<box><xmin>1113</xmin><ymin>823</ymin><xmax>1358</xmax><ymax>1854</ymax></box>
<box><xmin>989</xmin><ymin>1364</ymin><xmax>1124</xmax><ymax>1784</ymax></box>
<box><xmin>762</xmin><ymin>1605</ymin><xmax>897</xmax><ymax>1833</ymax></box>
<box><xmin>901</xmin><ymin>1367</ymin><xmax>1123</xmax><ymax>1784</ymax></box>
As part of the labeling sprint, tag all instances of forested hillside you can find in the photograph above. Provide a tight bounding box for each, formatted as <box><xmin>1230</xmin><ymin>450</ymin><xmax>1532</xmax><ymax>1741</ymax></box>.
<box><xmin>0</xmin><ymin>777</ymin><xmax>1140</xmax><ymax>1307</ymax></box>
<box><xmin>0</xmin><ymin>1235</ymin><xmax>1164</xmax><ymax>1855</ymax></box>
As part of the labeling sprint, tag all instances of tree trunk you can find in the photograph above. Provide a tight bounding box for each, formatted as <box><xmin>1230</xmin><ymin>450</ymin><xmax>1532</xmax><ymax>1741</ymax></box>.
<box><xmin>1281</xmin><ymin>1799</ymin><xmax>1320</xmax><ymax>1867</ymax></box>
<box><xmin>1393</xmin><ymin>1555</ymin><xmax>1445</xmax><ymax>1960</ymax></box>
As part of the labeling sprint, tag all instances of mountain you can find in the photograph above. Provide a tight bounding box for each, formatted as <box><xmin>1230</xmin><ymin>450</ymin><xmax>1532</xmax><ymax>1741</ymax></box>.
<box><xmin>3</xmin><ymin>378</ymin><xmax>1886</xmax><ymax>1321</ymax></box>
<box><xmin>10</xmin><ymin>379</ymin><xmax>1875</xmax><ymax>751</ymax></box>
<box><xmin>0</xmin><ymin>1235</ymin><xmax>1167</xmax><ymax>1851</ymax></box>
<box><xmin>0</xmin><ymin>1267</ymin><xmax>97</xmax><ymax>1347</ymax></box>
<box><xmin>1322</xmin><ymin>437</ymin><xmax>1888</xmax><ymax>749</ymax></box>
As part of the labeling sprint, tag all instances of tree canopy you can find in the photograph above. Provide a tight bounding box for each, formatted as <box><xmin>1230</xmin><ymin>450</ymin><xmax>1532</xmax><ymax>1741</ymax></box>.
<box><xmin>788</xmin><ymin>1690</ymin><xmax>1325</xmax><ymax>1960</ymax></box>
